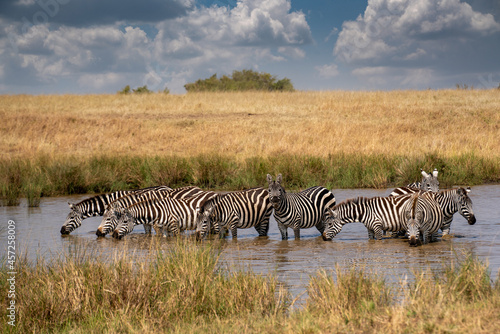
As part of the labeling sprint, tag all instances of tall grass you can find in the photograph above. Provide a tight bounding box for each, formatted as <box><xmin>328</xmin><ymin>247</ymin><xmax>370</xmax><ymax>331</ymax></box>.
<box><xmin>1</xmin><ymin>153</ymin><xmax>498</xmax><ymax>205</ymax></box>
<box><xmin>0</xmin><ymin>239</ymin><xmax>288</xmax><ymax>333</ymax></box>
<box><xmin>2</xmin><ymin>245</ymin><xmax>498</xmax><ymax>333</ymax></box>
<box><xmin>1</xmin><ymin>90</ymin><xmax>499</xmax><ymax>205</ymax></box>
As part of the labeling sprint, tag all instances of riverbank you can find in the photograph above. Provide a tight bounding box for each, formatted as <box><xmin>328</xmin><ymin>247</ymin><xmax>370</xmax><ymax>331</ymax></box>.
<box><xmin>1</xmin><ymin>153</ymin><xmax>499</xmax><ymax>206</ymax></box>
<box><xmin>1</xmin><ymin>240</ymin><xmax>498</xmax><ymax>333</ymax></box>
<box><xmin>2</xmin><ymin>90</ymin><xmax>499</xmax><ymax>205</ymax></box>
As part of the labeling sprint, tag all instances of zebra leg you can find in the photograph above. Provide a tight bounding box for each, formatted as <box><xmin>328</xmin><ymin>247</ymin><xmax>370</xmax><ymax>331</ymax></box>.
<box><xmin>372</xmin><ymin>226</ymin><xmax>384</xmax><ymax>240</ymax></box>
<box><xmin>230</xmin><ymin>224</ymin><xmax>238</xmax><ymax>239</ymax></box>
<box><xmin>293</xmin><ymin>228</ymin><xmax>300</xmax><ymax>239</ymax></box>
<box><xmin>143</xmin><ymin>224</ymin><xmax>152</xmax><ymax>234</ymax></box>
<box><xmin>315</xmin><ymin>220</ymin><xmax>325</xmax><ymax>234</ymax></box>
<box><xmin>367</xmin><ymin>229</ymin><xmax>376</xmax><ymax>239</ymax></box>
<box><xmin>255</xmin><ymin>221</ymin><xmax>269</xmax><ymax>237</ymax></box>
<box><xmin>441</xmin><ymin>221</ymin><xmax>451</xmax><ymax>236</ymax></box>
<box><xmin>277</xmin><ymin>221</ymin><xmax>288</xmax><ymax>240</ymax></box>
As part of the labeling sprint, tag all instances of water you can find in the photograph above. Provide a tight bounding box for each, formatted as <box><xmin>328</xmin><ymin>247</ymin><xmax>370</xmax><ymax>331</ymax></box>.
<box><xmin>2</xmin><ymin>185</ymin><xmax>499</xmax><ymax>305</ymax></box>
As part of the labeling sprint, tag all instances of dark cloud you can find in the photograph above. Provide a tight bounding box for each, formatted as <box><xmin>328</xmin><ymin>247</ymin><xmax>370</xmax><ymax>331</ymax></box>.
<box><xmin>0</xmin><ymin>0</ymin><xmax>194</xmax><ymax>27</ymax></box>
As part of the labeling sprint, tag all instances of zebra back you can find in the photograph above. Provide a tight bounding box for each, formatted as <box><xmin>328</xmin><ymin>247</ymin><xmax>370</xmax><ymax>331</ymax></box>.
<box><xmin>267</xmin><ymin>174</ymin><xmax>336</xmax><ymax>239</ymax></box>
<box><xmin>322</xmin><ymin>194</ymin><xmax>416</xmax><ymax>240</ymax></box>
<box><xmin>195</xmin><ymin>187</ymin><xmax>272</xmax><ymax>239</ymax></box>
<box><xmin>113</xmin><ymin>191</ymin><xmax>217</xmax><ymax>239</ymax></box>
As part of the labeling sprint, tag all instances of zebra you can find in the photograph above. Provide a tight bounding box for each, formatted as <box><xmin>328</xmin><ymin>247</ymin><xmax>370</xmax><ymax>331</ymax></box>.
<box><xmin>406</xmin><ymin>191</ymin><xmax>444</xmax><ymax>246</ymax></box>
<box><xmin>322</xmin><ymin>193</ymin><xmax>427</xmax><ymax>241</ymax></box>
<box><xmin>96</xmin><ymin>186</ymin><xmax>208</xmax><ymax>237</ymax></box>
<box><xmin>60</xmin><ymin>185</ymin><xmax>172</xmax><ymax>235</ymax></box>
<box><xmin>407</xmin><ymin>169</ymin><xmax>440</xmax><ymax>192</ymax></box>
<box><xmin>266</xmin><ymin>174</ymin><xmax>336</xmax><ymax>240</ymax></box>
<box><xmin>390</xmin><ymin>186</ymin><xmax>476</xmax><ymax>235</ymax></box>
<box><xmin>195</xmin><ymin>187</ymin><xmax>273</xmax><ymax>240</ymax></box>
<box><xmin>111</xmin><ymin>191</ymin><xmax>217</xmax><ymax>239</ymax></box>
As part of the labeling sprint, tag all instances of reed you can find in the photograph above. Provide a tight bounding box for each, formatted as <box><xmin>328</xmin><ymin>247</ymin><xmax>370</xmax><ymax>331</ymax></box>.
<box><xmin>2</xmin><ymin>246</ymin><xmax>497</xmax><ymax>333</ymax></box>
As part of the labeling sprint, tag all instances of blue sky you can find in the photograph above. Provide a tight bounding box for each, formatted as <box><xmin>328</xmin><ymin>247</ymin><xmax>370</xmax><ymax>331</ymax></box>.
<box><xmin>1</xmin><ymin>0</ymin><xmax>499</xmax><ymax>94</ymax></box>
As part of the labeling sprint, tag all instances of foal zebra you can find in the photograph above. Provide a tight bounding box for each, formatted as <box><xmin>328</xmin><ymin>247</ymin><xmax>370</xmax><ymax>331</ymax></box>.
<box><xmin>111</xmin><ymin>191</ymin><xmax>217</xmax><ymax>239</ymax></box>
<box><xmin>322</xmin><ymin>193</ymin><xmax>426</xmax><ymax>241</ymax></box>
<box><xmin>96</xmin><ymin>186</ymin><xmax>209</xmax><ymax>236</ymax></box>
<box><xmin>195</xmin><ymin>187</ymin><xmax>273</xmax><ymax>240</ymax></box>
<box><xmin>60</xmin><ymin>185</ymin><xmax>172</xmax><ymax>234</ymax></box>
<box><xmin>406</xmin><ymin>191</ymin><xmax>444</xmax><ymax>246</ymax></box>
<box><xmin>390</xmin><ymin>186</ymin><xmax>476</xmax><ymax>235</ymax></box>
<box><xmin>407</xmin><ymin>169</ymin><xmax>440</xmax><ymax>192</ymax></box>
<box><xmin>267</xmin><ymin>174</ymin><xmax>336</xmax><ymax>240</ymax></box>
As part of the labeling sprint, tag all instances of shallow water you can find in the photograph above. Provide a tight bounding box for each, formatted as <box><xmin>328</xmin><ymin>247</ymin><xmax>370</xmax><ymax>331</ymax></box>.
<box><xmin>2</xmin><ymin>185</ymin><xmax>499</xmax><ymax>305</ymax></box>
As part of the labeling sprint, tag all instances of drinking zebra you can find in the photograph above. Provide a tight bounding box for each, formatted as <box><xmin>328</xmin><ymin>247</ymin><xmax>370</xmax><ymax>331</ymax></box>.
<box><xmin>406</xmin><ymin>169</ymin><xmax>440</xmax><ymax>192</ymax></box>
<box><xmin>96</xmin><ymin>186</ymin><xmax>208</xmax><ymax>236</ymax></box>
<box><xmin>390</xmin><ymin>186</ymin><xmax>476</xmax><ymax>235</ymax></box>
<box><xmin>111</xmin><ymin>191</ymin><xmax>218</xmax><ymax>239</ymax></box>
<box><xmin>60</xmin><ymin>185</ymin><xmax>172</xmax><ymax>235</ymax></box>
<box><xmin>322</xmin><ymin>193</ymin><xmax>428</xmax><ymax>241</ymax></box>
<box><xmin>406</xmin><ymin>191</ymin><xmax>444</xmax><ymax>246</ymax></box>
<box><xmin>266</xmin><ymin>174</ymin><xmax>336</xmax><ymax>240</ymax></box>
<box><xmin>195</xmin><ymin>187</ymin><xmax>273</xmax><ymax>240</ymax></box>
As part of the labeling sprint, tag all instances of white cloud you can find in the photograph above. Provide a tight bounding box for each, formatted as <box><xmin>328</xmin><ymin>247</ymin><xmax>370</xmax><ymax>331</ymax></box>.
<box><xmin>316</xmin><ymin>63</ymin><xmax>339</xmax><ymax>78</ymax></box>
<box><xmin>335</xmin><ymin>0</ymin><xmax>500</xmax><ymax>64</ymax></box>
<box><xmin>0</xmin><ymin>0</ymin><xmax>311</xmax><ymax>93</ymax></box>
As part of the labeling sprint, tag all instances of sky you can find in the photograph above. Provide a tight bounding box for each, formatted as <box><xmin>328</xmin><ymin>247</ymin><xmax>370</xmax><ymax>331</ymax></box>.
<box><xmin>1</xmin><ymin>0</ymin><xmax>499</xmax><ymax>94</ymax></box>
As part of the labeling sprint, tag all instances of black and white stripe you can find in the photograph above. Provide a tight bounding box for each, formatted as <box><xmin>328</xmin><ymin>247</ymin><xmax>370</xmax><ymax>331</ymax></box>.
<box><xmin>111</xmin><ymin>191</ymin><xmax>217</xmax><ymax>239</ymax></box>
<box><xmin>60</xmin><ymin>185</ymin><xmax>172</xmax><ymax>235</ymax></box>
<box><xmin>390</xmin><ymin>186</ymin><xmax>476</xmax><ymax>235</ymax></box>
<box><xmin>406</xmin><ymin>169</ymin><xmax>440</xmax><ymax>192</ymax></box>
<box><xmin>322</xmin><ymin>193</ymin><xmax>421</xmax><ymax>241</ymax></box>
<box><xmin>96</xmin><ymin>186</ymin><xmax>207</xmax><ymax>236</ymax></box>
<box><xmin>266</xmin><ymin>174</ymin><xmax>336</xmax><ymax>240</ymax></box>
<box><xmin>406</xmin><ymin>191</ymin><xmax>444</xmax><ymax>246</ymax></box>
<box><xmin>195</xmin><ymin>187</ymin><xmax>273</xmax><ymax>240</ymax></box>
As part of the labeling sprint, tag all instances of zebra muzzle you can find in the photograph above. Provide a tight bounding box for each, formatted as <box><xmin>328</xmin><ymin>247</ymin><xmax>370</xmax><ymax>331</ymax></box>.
<box><xmin>409</xmin><ymin>235</ymin><xmax>418</xmax><ymax>246</ymax></box>
<box><xmin>468</xmin><ymin>215</ymin><xmax>476</xmax><ymax>225</ymax></box>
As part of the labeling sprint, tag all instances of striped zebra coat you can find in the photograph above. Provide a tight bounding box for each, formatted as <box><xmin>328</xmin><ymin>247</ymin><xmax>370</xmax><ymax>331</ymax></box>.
<box><xmin>195</xmin><ymin>187</ymin><xmax>273</xmax><ymax>240</ymax></box>
<box><xmin>60</xmin><ymin>185</ymin><xmax>172</xmax><ymax>235</ymax></box>
<box><xmin>390</xmin><ymin>187</ymin><xmax>476</xmax><ymax>235</ymax></box>
<box><xmin>407</xmin><ymin>169</ymin><xmax>440</xmax><ymax>192</ymax></box>
<box><xmin>267</xmin><ymin>174</ymin><xmax>336</xmax><ymax>240</ymax></box>
<box><xmin>112</xmin><ymin>191</ymin><xmax>217</xmax><ymax>239</ymax></box>
<box><xmin>322</xmin><ymin>193</ymin><xmax>428</xmax><ymax>241</ymax></box>
<box><xmin>406</xmin><ymin>191</ymin><xmax>444</xmax><ymax>246</ymax></box>
<box><xmin>96</xmin><ymin>186</ymin><xmax>206</xmax><ymax>236</ymax></box>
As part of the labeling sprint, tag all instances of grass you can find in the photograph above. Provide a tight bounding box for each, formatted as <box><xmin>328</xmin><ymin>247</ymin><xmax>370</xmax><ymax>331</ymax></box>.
<box><xmin>1</xmin><ymin>90</ymin><xmax>499</xmax><ymax>205</ymax></box>
<box><xmin>1</xmin><ymin>241</ymin><xmax>498</xmax><ymax>333</ymax></box>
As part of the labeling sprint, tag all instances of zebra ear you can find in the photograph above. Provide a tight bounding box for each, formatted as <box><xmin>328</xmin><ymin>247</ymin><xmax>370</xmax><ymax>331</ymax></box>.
<box><xmin>421</xmin><ymin>169</ymin><xmax>429</xmax><ymax>177</ymax></box>
<box><xmin>277</xmin><ymin>174</ymin><xmax>283</xmax><ymax>184</ymax></box>
<box><xmin>68</xmin><ymin>202</ymin><xmax>75</xmax><ymax>209</ymax></box>
<box><xmin>465</xmin><ymin>187</ymin><xmax>471</xmax><ymax>193</ymax></box>
<box><xmin>266</xmin><ymin>174</ymin><xmax>273</xmax><ymax>184</ymax></box>
<box><xmin>432</xmin><ymin>169</ymin><xmax>438</xmax><ymax>177</ymax></box>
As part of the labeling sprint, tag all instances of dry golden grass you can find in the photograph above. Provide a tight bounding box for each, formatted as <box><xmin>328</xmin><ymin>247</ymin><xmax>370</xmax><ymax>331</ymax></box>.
<box><xmin>1</xmin><ymin>90</ymin><xmax>499</xmax><ymax>161</ymax></box>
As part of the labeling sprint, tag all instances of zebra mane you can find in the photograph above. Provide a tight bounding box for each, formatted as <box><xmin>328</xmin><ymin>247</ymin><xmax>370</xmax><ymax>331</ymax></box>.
<box><xmin>335</xmin><ymin>196</ymin><xmax>368</xmax><ymax>208</ymax></box>
<box><xmin>411</xmin><ymin>192</ymin><xmax>419</xmax><ymax>219</ymax></box>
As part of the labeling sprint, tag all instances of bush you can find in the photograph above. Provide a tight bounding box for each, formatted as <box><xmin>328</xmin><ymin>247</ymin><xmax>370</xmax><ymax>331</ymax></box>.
<box><xmin>184</xmin><ymin>69</ymin><xmax>295</xmax><ymax>92</ymax></box>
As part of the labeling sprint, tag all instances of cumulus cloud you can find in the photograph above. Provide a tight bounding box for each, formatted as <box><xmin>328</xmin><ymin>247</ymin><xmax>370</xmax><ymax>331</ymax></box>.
<box><xmin>334</xmin><ymin>0</ymin><xmax>500</xmax><ymax>88</ymax></box>
<box><xmin>316</xmin><ymin>63</ymin><xmax>339</xmax><ymax>78</ymax></box>
<box><xmin>0</xmin><ymin>0</ymin><xmax>312</xmax><ymax>93</ymax></box>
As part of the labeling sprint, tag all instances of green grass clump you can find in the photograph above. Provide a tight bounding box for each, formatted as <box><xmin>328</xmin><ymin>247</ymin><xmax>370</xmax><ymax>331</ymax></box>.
<box><xmin>1</xmin><ymin>153</ymin><xmax>499</xmax><ymax>206</ymax></box>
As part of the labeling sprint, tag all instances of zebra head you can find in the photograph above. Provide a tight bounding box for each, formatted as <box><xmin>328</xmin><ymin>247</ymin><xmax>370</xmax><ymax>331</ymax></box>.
<box><xmin>407</xmin><ymin>218</ymin><xmax>420</xmax><ymax>246</ymax></box>
<box><xmin>96</xmin><ymin>204</ymin><xmax>122</xmax><ymax>237</ymax></box>
<box><xmin>420</xmin><ymin>169</ymin><xmax>440</xmax><ymax>192</ymax></box>
<box><xmin>195</xmin><ymin>201</ymin><xmax>216</xmax><ymax>241</ymax></box>
<box><xmin>112</xmin><ymin>209</ymin><xmax>136</xmax><ymax>240</ymax></box>
<box><xmin>322</xmin><ymin>208</ymin><xmax>344</xmax><ymax>241</ymax></box>
<box><xmin>457</xmin><ymin>187</ymin><xmax>476</xmax><ymax>225</ymax></box>
<box><xmin>267</xmin><ymin>174</ymin><xmax>285</xmax><ymax>208</ymax></box>
<box><xmin>61</xmin><ymin>203</ymin><xmax>83</xmax><ymax>235</ymax></box>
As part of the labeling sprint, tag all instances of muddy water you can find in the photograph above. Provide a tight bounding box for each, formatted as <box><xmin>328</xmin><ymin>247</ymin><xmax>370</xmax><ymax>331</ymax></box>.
<box><xmin>2</xmin><ymin>185</ymin><xmax>499</xmax><ymax>305</ymax></box>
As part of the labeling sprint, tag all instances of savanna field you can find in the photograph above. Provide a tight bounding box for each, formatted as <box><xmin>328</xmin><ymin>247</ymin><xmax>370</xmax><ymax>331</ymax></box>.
<box><xmin>1</xmin><ymin>90</ymin><xmax>500</xmax><ymax>333</ymax></box>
